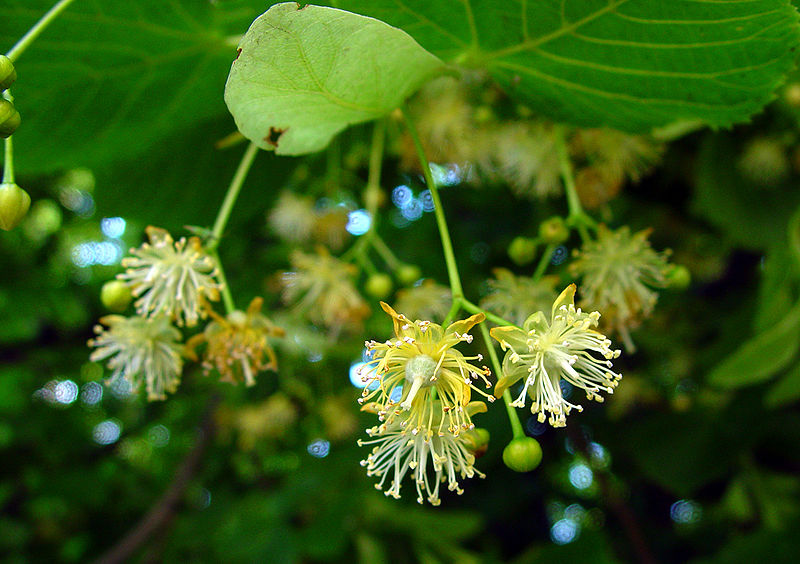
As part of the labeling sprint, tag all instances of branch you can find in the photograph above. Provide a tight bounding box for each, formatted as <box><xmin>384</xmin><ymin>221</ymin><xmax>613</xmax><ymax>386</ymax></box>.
<box><xmin>93</xmin><ymin>395</ymin><xmax>221</xmax><ymax>564</ymax></box>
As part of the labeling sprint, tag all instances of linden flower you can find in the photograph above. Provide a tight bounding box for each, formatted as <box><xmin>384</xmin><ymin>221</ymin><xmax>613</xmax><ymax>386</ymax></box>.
<box><xmin>89</xmin><ymin>314</ymin><xmax>183</xmax><ymax>401</ymax></box>
<box><xmin>491</xmin><ymin>121</ymin><xmax>562</xmax><ymax>199</ymax></box>
<box><xmin>118</xmin><ymin>226</ymin><xmax>222</xmax><ymax>327</ymax></box>
<box><xmin>359</xmin><ymin>402</ymin><xmax>487</xmax><ymax>505</ymax></box>
<box><xmin>280</xmin><ymin>248</ymin><xmax>369</xmax><ymax>334</ymax></box>
<box><xmin>480</xmin><ymin>268</ymin><xmax>558</xmax><ymax>327</ymax></box>
<box><xmin>569</xmin><ymin>225</ymin><xmax>670</xmax><ymax>350</ymax></box>
<box><xmin>267</xmin><ymin>191</ymin><xmax>316</xmax><ymax>243</ymax></box>
<box><xmin>393</xmin><ymin>279</ymin><xmax>452</xmax><ymax>322</ymax></box>
<box><xmin>490</xmin><ymin>285</ymin><xmax>622</xmax><ymax>427</ymax></box>
<box><xmin>358</xmin><ymin>303</ymin><xmax>493</xmax><ymax>435</ymax></box>
<box><xmin>186</xmin><ymin>297</ymin><xmax>284</xmax><ymax>387</ymax></box>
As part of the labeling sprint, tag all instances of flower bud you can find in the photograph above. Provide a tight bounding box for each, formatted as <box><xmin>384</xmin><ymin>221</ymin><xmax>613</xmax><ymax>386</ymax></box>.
<box><xmin>396</xmin><ymin>264</ymin><xmax>422</xmax><ymax>285</ymax></box>
<box><xmin>0</xmin><ymin>98</ymin><xmax>21</xmax><ymax>138</ymax></box>
<box><xmin>539</xmin><ymin>216</ymin><xmax>569</xmax><ymax>244</ymax></box>
<box><xmin>101</xmin><ymin>280</ymin><xmax>133</xmax><ymax>312</ymax></box>
<box><xmin>462</xmin><ymin>427</ymin><xmax>490</xmax><ymax>458</ymax></box>
<box><xmin>665</xmin><ymin>264</ymin><xmax>691</xmax><ymax>290</ymax></box>
<box><xmin>502</xmin><ymin>437</ymin><xmax>542</xmax><ymax>472</ymax></box>
<box><xmin>365</xmin><ymin>273</ymin><xmax>393</xmax><ymax>299</ymax></box>
<box><xmin>0</xmin><ymin>182</ymin><xmax>31</xmax><ymax>230</ymax></box>
<box><xmin>508</xmin><ymin>236</ymin><xmax>537</xmax><ymax>265</ymax></box>
<box><xmin>0</xmin><ymin>55</ymin><xmax>16</xmax><ymax>91</ymax></box>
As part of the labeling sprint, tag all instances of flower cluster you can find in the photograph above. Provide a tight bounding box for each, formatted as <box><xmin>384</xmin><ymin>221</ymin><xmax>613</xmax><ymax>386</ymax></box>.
<box><xmin>491</xmin><ymin>285</ymin><xmax>622</xmax><ymax>427</ymax></box>
<box><xmin>357</xmin><ymin>302</ymin><xmax>492</xmax><ymax>504</ymax></box>
<box><xmin>89</xmin><ymin>314</ymin><xmax>183</xmax><ymax>401</ymax></box>
<box><xmin>358</xmin><ymin>404</ymin><xmax>486</xmax><ymax>505</ymax></box>
<box><xmin>280</xmin><ymin>248</ymin><xmax>369</xmax><ymax>334</ymax></box>
<box><xmin>570</xmin><ymin>225</ymin><xmax>671</xmax><ymax>350</ymax></box>
<box><xmin>118</xmin><ymin>226</ymin><xmax>222</xmax><ymax>327</ymax></box>
<box><xmin>186</xmin><ymin>297</ymin><xmax>284</xmax><ymax>387</ymax></box>
<box><xmin>480</xmin><ymin>268</ymin><xmax>558</xmax><ymax>327</ymax></box>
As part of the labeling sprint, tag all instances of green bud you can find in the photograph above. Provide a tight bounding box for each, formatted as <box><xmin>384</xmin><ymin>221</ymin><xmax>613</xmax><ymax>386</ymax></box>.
<box><xmin>503</xmin><ymin>437</ymin><xmax>543</xmax><ymax>472</ymax></box>
<box><xmin>508</xmin><ymin>236</ymin><xmax>537</xmax><ymax>265</ymax></box>
<box><xmin>365</xmin><ymin>273</ymin><xmax>393</xmax><ymax>299</ymax></box>
<box><xmin>0</xmin><ymin>98</ymin><xmax>21</xmax><ymax>138</ymax></box>
<box><xmin>473</xmin><ymin>105</ymin><xmax>494</xmax><ymax>124</ymax></box>
<box><xmin>101</xmin><ymin>280</ymin><xmax>133</xmax><ymax>312</ymax></box>
<box><xmin>462</xmin><ymin>428</ymin><xmax>490</xmax><ymax>458</ymax></box>
<box><xmin>0</xmin><ymin>182</ymin><xmax>31</xmax><ymax>231</ymax></box>
<box><xmin>363</xmin><ymin>185</ymin><xmax>385</xmax><ymax>210</ymax></box>
<box><xmin>396</xmin><ymin>264</ymin><xmax>422</xmax><ymax>285</ymax></box>
<box><xmin>0</xmin><ymin>55</ymin><xmax>16</xmax><ymax>91</ymax></box>
<box><xmin>539</xmin><ymin>216</ymin><xmax>570</xmax><ymax>244</ymax></box>
<box><xmin>665</xmin><ymin>264</ymin><xmax>691</xmax><ymax>290</ymax></box>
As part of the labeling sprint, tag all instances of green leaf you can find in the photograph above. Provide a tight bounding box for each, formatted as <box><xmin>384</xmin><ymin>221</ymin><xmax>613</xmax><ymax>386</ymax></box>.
<box><xmin>1</xmin><ymin>0</ymin><xmax>268</xmax><ymax>173</ymax></box>
<box><xmin>765</xmin><ymin>361</ymin><xmax>800</xmax><ymax>407</ymax></box>
<box><xmin>708</xmin><ymin>299</ymin><xmax>800</xmax><ymax>389</ymax></box>
<box><xmin>692</xmin><ymin>133</ymin><xmax>800</xmax><ymax>250</ymax></box>
<box><xmin>224</xmin><ymin>3</ymin><xmax>445</xmax><ymax>155</ymax></box>
<box><xmin>333</xmin><ymin>0</ymin><xmax>800</xmax><ymax>132</ymax></box>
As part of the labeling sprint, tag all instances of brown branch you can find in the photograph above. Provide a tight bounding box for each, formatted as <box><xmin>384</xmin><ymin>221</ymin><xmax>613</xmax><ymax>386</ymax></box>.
<box><xmin>93</xmin><ymin>395</ymin><xmax>221</xmax><ymax>564</ymax></box>
<box><xmin>566</xmin><ymin>424</ymin><xmax>658</xmax><ymax>564</ymax></box>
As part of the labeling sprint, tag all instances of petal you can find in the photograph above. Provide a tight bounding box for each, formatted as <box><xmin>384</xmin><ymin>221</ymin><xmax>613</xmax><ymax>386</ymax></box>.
<box><xmin>551</xmin><ymin>284</ymin><xmax>577</xmax><ymax>318</ymax></box>
<box><xmin>445</xmin><ymin>312</ymin><xmax>485</xmax><ymax>339</ymax></box>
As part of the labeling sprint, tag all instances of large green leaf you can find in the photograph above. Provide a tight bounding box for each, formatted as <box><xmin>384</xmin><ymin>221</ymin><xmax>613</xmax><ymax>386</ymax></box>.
<box><xmin>224</xmin><ymin>3</ymin><xmax>445</xmax><ymax>155</ymax></box>
<box><xmin>765</xmin><ymin>361</ymin><xmax>800</xmax><ymax>407</ymax></box>
<box><xmin>333</xmin><ymin>0</ymin><xmax>800</xmax><ymax>132</ymax></box>
<box><xmin>1</xmin><ymin>0</ymin><xmax>268</xmax><ymax>173</ymax></box>
<box><xmin>708</xmin><ymin>299</ymin><xmax>800</xmax><ymax>389</ymax></box>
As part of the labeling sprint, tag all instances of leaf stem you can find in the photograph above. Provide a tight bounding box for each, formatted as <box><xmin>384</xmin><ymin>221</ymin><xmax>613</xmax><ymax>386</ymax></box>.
<box><xmin>5</xmin><ymin>0</ymin><xmax>79</xmax><ymax>63</ymax></box>
<box><xmin>478</xmin><ymin>323</ymin><xmax>524</xmax><ymax>439</ymax></box>
<box><xmin>555</xmin><ymin>125</ymin><xmax>595</xmax><ymax>242</ymax></box>
<box><xmin>370</xmin><ymin>233</ymin><xmax>400</xmax><ymax>270</ymax></box>
<box><xmin>401</xmin><ymin>105</ymin><xmax>463</xmax><ymax>300</ymax></box>
<box><xmin>209</xmin><ymin>142</ymin><xmax>259</xmax><ymax>250</ymax></box>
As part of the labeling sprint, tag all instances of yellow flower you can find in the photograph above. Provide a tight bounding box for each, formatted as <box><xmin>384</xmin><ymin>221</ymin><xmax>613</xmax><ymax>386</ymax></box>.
<box><xmin>358</xmin><ymin>401</ymin><xmax>487</xmax><ymax>505</ymax></box>
<box><xmin>186</xmin><ymin>297</ymin><xmax>284</xmax><ymax>387</ymax></box>
<box><xmin>358</xmin><ymin>302</ymin><xmax>493</xmax><ymax>436</ymax></box>
<box><xmin>490</xmin><ymin>285</ymin><xmax>621</xmax><ymax>427</ymax></box>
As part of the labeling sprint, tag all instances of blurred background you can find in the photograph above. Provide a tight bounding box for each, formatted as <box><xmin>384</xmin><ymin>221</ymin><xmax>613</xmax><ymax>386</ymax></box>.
<box><xmin>3</xmin><ymin>1</ymin><xmax>800</xmax><ymax>563</ymax></box>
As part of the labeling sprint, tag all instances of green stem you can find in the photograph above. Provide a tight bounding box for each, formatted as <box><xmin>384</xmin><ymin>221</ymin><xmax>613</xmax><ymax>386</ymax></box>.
<box><xmin>371</xmin><ymin>234</ymin><xmax>400</xmax><ymax>270</ymax></box>
<box><xmin>442</xmin><ymin>297</ymin><xmax>463</xmax><ymax>326</ymax></box>
<box><xmin>555</xmin><ymin>125</ymin><xmax>594</xmax><ymax>242</ymax></box>
<box><xmin>209</xmin><ymin>142</ymin><xmax>259</xmax><ymax>250</ymax></box>
<box><xmin>211</xmin><ymin>250</ymin><xmax>235</xmax><ymax>314</ymax></box>
<box><xmin>478</xmin><ymin>323</ymin><xmax>524</xmax><ymax>439</ymax></box>
<box><xmin>462</xmin><ymin>299</ymin><xmax>516</xmax><ymax>328</ymax></box>
<box><xmin>789</xmin><ymin>204</ymin><xmax>800</xmax><ymax>273</ymax></box>
<box><xmin>6</xmin><ymin>0</ymin><xmax>79</xmax><ymax>63</ymax></box>
<box><xmin>356</xmin><ymin>251</ymin><xmax>378</xmax><ymax>275</ymax></box>
<box><xmin>533</xmin><ymin>243</ymin><xmax>556</xmax><ymax>281</ymax></box>
<box><xmin>401</xmin><ymin>105</ymin><xmax>463</xmax><ymax>300</ymax></box>
<box><xmin>3</xmin><ymin>136</ymin><xmax>14</xmax><ymax>185</ymax></box>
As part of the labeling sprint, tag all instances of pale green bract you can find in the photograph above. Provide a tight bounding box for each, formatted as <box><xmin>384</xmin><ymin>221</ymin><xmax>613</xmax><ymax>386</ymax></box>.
<box><xmin>224</xmin><ymin>3</ymin><xmax>446</xmax><ymax>155</ymax></box>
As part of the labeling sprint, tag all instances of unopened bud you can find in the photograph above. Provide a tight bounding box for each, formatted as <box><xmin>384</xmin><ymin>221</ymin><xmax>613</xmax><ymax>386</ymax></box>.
<box><xmin>503</xmin><ymin>437</ymin><xmax>542</xmax><ymax>472</ymax></box>
<box><xmin>365</xmin><ymin>273</ymin><xmax>393</xmax><ymax>299</ymax></box>
<box><xmin>0</xmin><ymin>55</ymin><xmax>16</xmax><ymax>91</ymax></box>
<box><xmin>539</xmin><ymin>216</ymin><xmax>569</xmax><ymax>244</ymax></box>
<box><xmin>462</xmin><ymin>428</ymin><xmax>490</xmax><ymax>458</ymax></box>
<box><xmin>508</xmin><ymin>237</ymin><xmax>537</xmax><ymax>265</ymax></box>
<box><xmin>396</xmin><ymin>264</ymin><xmax>422</xmax><ymax>285</ymax></box>
<box><xmin>0</xmin><ymin>182</ymin><xmax>31</xmax><ymax>230</ymax></box>
<box><xmin>0</xmin><ymin>98</ymin><xmax>21</xmax><ymax>138</ymax></box>
<box><xmin>665</xmin><ymin>264</ymin><xmax>691</xmax><ymax>290</ymax></box>
<box><xmin>101</xmin><ymin>280</ymin><xmax>133</xmax><ymax>312</ymax></box>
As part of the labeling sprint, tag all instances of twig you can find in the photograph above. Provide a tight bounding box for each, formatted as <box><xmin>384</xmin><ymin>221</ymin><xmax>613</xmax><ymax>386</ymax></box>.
<box><xmin>565</xmin><ymin>424</ymin><xmax>658</xmax><ymax>564</ymax></box>
<box><xmin>93</xmin><ymin>395</ymin><xmax>221</xmax><ymax>564</ymax></box>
